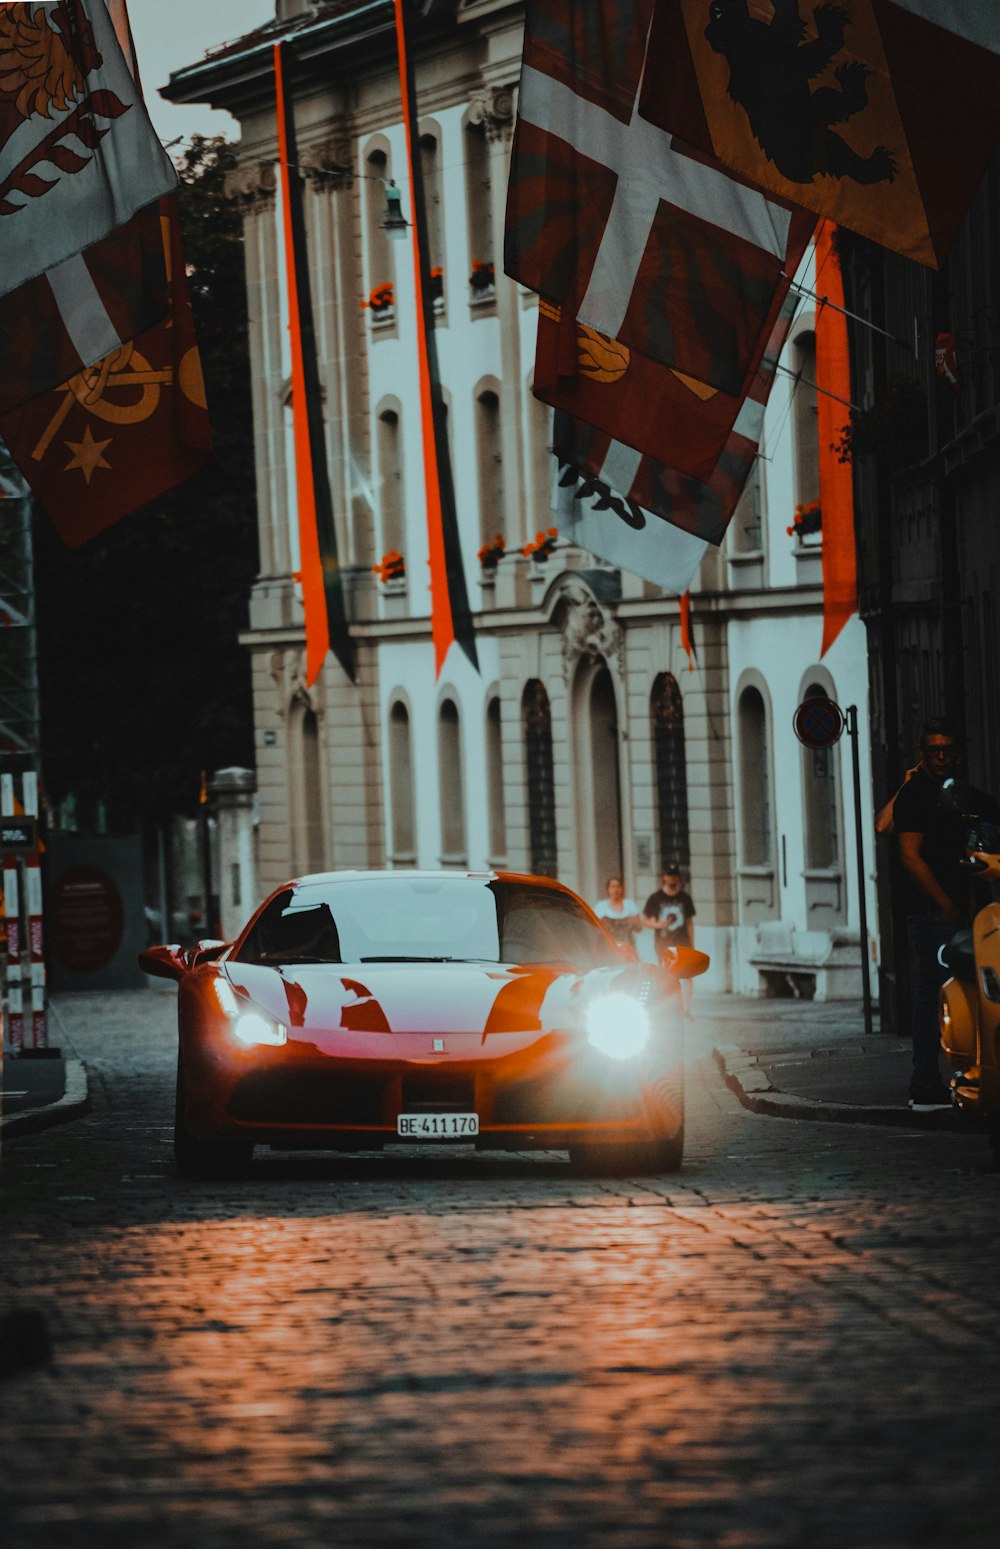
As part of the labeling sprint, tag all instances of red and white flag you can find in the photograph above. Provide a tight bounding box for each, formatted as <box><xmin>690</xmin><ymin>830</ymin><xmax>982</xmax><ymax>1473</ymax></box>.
<box><xmin>0</xmin><ymin>0</ymin><xmax>174</xmax><ymax>412</ymax></box>
<box><xmin>641</xmin><ymin>1</ymin><xmax>1000</xmax><ymax>269</ymax></box>
<box><xmin>533</xmin><ymin>275</ymin><xmax>796</xmax><ymax>486</ymax></box>
<box><xmin>505</xmin><ymin>0</ymin><xmax>813</xmax><ymax>396</ymax></box>
<box><xmin>553</xmin><ymin>457</ymin><xmax>709</xmax><ymax>596</ymax></box>
<box><xmin>0</xmin><ymin>0</ymin><xmax>176</xmax><ymax>296</ymax></box>
<box><xmin>0</xmin><ymin>198</ymin><xmax>167</xmax><ymax>414</ymax></box>
<box><xmin>0</xmin><ymin>197</ymin><xmax>212</xmax><ymax>545</ymax></box>
<box><xmin>551</xmin><ymin>287</ymin><xmax>798</xmax><ymax>547</ymax></box>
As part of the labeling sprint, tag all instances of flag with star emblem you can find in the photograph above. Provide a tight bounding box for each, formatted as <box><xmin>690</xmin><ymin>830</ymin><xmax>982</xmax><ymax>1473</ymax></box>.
<box><xmin>640</xmin><ymin>1</ymin><xmax>1000</xmax><ymax>269</ymax></box>
<box><xmin>505</xmin><ymin>0</ymin><xmax>813</xmax><ymax>395</ymax></box>
<box><xmin>0</xmin><ymin>196</ymin><xmax>212</xmax><ymax>545</ymax></box>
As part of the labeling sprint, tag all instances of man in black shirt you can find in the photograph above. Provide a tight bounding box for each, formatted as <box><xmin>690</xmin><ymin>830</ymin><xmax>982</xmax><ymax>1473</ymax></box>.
<box><xmin>643</xmin><ymin>868</ymin><xmax>697</xmax><ymax>1016</ymax></box>
<box><xmin>893</xmin><ymin>717</ymin><xmax>998</xmax><ymax>1110</ymax></box>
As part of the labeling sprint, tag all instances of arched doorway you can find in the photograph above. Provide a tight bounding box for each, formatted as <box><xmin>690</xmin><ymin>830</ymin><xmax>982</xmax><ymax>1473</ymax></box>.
<box><xmin>570</xmin><ymin>658</ymin><xmax>626</xmax><ymax>900</ymax></box>
<box><xmin>590</xmin><ymin>666</ymin><xmax>623</xmax><ymax>890</ymax></box>
<box><xmin>522</xmin><ymin>680</ymin><xmax>557</xmax><ymax>878</ymax></box>
<box><xmin>288</xmin><ymin>701</ymin><xmax>324</xmax><ymax>875</ymax></box>
<box><xmin>651</xmin><ymin>673</ymin><xmax>690</xmax><ymax>871</ymax></box>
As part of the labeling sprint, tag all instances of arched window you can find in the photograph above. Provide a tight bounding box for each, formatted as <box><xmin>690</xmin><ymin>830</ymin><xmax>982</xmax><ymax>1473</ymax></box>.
<box><xmin>738</xmin><ymin>686</ymin><xmax>773</xmax><ymax>866</ymax></box>
<box><xmin>289</xmin><ymin>702</ymin><xmax>324</xmax><ymax>874</ymax></box>
<box><xmin>475</xmin><ymin>384</ymin><xmax>504</xmax><ymax>544</ymax></box>
<box><xmin>801</xmin><ymin>681</ymin><xmax>840</xmax><ymax>869</ymax></box>
<box><xmin>388</xmin><ymin>700</ymin><xmax>416</xmax><ymax>864</ymax></box>
<box><xmin>523</xmin><ymin>680</ymin><xmax>557</xmax><ymax>878</ymax></box>
<box><xmin>486</xmin><ymin>695</ymin><xmax>507</xmax><ymax>864</ymax></box>
<box><xmin>419</xmin><ymin>130</ymin><xmax>443</xmax><ymax>274</ymax></box>
<box><xmin>729</xmin><ymin>453</ymin><xmax>764</xmax><ymax>555</ymax></box>
<box><xmin>438</xmin><ymin>699</ymin><xmax>467</xmax><ymax>864</ymax></box>
<box><xmin>364</xmin><ymin>142</ymin><xmax>393</xmax><ymax>297</ymax></box>
<box><xmin>464</xmin><ymin>118</ymin><xmax>493</xmax><ymax>274</ymax></box>
<box><xmin>792</xmin><ymin>329</ymin><xmax>819</xmax><ymax>509</ymax></box>
<box><xmin>590</xmin><ymin>665</ymin><xmax>623</xmax><ymax>883</ymax></box>
<box><xmin>651</xmin><ymin>673</ymin><xmax>690</xmax><ymax>869</ymax></box>
<box><xmin>376</xmin><ymin>401</ymin><xmax>404</xmax><ymax>555</ymax></box>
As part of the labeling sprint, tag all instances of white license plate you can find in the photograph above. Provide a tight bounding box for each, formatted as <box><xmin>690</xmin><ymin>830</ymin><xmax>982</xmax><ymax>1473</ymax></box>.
<box><xmin>396</xmin><ymin>1112</ymin><xmax>479</xmax><ymax>1138</ymax></box>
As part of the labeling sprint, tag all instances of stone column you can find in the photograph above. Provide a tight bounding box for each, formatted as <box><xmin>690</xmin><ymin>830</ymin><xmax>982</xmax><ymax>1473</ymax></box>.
<box><xmin>300</xmin><ymin>134</ymin><xmax>376</xmax><ymax>623</ymax></box>
<box><xmin>470</xmin><ymin>84</ymin><xmax>523</xmax><ymax>544</ymax></box>
<box><xmin>224</xmin><ymin>161</ymin><xmax>287</xmax><ymax>584</ymax></box>
<box><xmin>208</xmin><ymin>768</ymin><xmax>257</xmax><ymax>939</ymax></box>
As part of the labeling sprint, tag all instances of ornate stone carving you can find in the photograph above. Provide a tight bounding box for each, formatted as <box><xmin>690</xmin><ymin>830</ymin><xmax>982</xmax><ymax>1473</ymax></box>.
<box><xmin>223</xmin><ymin>160</ymin><xmax>277</xmax><ymax>213</ymax></box>
<box><xmin>557</xmin><ymin>580</ymin><xmax>623</xmax><ymax>678</ymax></box>
<box><xmin>299</xmin><ymin>132</ymin><xmax>355</xmax><ymax>192</ymax></box>
<box><xmin>468</xmin><ymin>83</ymin><xmax>515</xmax><ymax>142</ymax></box>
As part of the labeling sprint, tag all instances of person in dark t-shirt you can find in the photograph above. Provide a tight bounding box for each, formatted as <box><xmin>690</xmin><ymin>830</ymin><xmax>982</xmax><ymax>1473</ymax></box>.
<box><xmin>643</xmin><ymin>868</ymin><xmax>696</xmax><ymax>1016</ymax></box>
<box><xmin>894</xmin><ymin>717</ymin><xmax>999</xmax><ymax>1110</ymax></box>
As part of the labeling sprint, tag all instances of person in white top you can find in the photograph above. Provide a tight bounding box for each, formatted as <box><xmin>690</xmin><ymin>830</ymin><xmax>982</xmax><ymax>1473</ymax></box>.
<box><xmin>592</xmin><ymin>876</ymin><xmax>642</xmax><ymax>948</ymax></box>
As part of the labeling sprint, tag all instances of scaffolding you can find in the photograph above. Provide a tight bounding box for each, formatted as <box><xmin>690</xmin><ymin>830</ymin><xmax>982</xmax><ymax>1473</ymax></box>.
<box><xmin>1</xmin><ymin>442</ymin><xmax>46</xmax><ymax>1049</ymax></box>
<box><xmin>0</xmin><ymin>443</ymin><xmax>38</xmax><ymax>762</ymax></box>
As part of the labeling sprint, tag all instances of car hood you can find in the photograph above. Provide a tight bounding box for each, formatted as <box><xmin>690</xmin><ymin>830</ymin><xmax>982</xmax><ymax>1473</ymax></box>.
<box><xmin>223</xmin><ymin>959</ymin><xmax>628</xmax><ymax>1038</ymax></box>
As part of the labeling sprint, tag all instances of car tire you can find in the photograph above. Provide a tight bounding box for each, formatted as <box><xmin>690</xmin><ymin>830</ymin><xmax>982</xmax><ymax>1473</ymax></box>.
<box><xmin>569</xmin><ymin>1128</ymin><xmax>684</xmax><ymax>1177</ymax></box>
<box><xmin>174</xmin><ymin>1057</ymin><xmax>253</xmax><ymax>1180</ymax></box>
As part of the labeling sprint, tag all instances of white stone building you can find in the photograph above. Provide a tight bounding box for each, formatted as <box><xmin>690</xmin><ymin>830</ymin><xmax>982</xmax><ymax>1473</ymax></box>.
<box><xmin>168</xmin><ymin>0</ymin><xmax>876</xmax><ymax>996</ymax></box>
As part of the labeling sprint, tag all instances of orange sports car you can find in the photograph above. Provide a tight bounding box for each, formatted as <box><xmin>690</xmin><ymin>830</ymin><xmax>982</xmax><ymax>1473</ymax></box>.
<box><xmin>140</xmin><ymin>870</ymin><xmax>708</xmax><ymax>1178</ymax></box>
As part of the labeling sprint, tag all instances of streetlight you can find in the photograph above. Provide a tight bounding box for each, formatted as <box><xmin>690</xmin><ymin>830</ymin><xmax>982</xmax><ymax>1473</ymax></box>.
<box><xmin>382</xmin><ymin>179</ymin><xmax>409</xmax><ymax>240</ymax></box>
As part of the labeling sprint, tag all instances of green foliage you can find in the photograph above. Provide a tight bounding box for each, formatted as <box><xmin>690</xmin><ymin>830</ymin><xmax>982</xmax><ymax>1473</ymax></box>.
<box><xmin>34</xmin><ymin>137</ymin><xmax>258</xmax><ymax>828</ymax></box>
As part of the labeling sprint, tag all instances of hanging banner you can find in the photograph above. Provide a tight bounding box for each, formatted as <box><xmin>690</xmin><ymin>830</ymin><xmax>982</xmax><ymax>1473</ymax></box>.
<box><xmin>274</xmin><ymin>41</ymin><xmax>355</xmax><ymax>685</ymax></box>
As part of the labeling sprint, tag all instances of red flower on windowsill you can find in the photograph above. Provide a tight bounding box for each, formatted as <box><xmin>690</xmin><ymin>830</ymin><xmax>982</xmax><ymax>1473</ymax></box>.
<box><xmin>469</xmin><ymin>259</ymin><xmax>495</xmax><ymax>292</ymax></box>
<box><xmin>361</xmin><ymin>282</ymin><xmax>394</xmax><ymax>314</ymax></box>
<box><xmin>477</xmin><ymin>533</ymin><xmax>506</xmax><ymax>571</ymax></box>
<box><xmin>372</xmin><ymin>549</ymin><xmax>405</xmax><ymax>583</ymax></box>
<box><xmin>786</xmin><ymin>500</ymin><xmax>822</xmax><ymax>539</ymax></box>
<box><xmin>522</xmin><ymin>527</ymin><xmax>558</xmax><ymax>562</ymax></box>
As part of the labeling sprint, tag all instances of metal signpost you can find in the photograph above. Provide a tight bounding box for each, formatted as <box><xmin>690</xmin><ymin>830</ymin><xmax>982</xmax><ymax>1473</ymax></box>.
<box><xmin>793</xmin><ymin>697</ymin><xmax>874</xmax><ymax>1038</ymax></box>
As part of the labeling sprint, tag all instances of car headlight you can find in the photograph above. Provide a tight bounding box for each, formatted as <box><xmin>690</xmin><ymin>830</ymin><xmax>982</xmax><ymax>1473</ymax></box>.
<box><xmin>215</xmin><ymin>979</ymin><xmax>287</xmax><ymax>1047</ymax></box>
<box><xmin>585</xmin><ymin>992</ymin><xmax>651</xmax><ymax>1060</ymax></box>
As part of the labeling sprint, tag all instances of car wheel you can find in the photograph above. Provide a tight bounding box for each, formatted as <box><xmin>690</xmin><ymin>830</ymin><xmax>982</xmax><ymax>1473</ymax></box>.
<box><xmin>569</xmin><ymin>1128</ymin><xmax>684</xmax><ymax>1177</ymax></box>
<box><xmin>174</xmin><ymin>1057</ymin><xmax>253</xmax><ymax>1180</ymax></box>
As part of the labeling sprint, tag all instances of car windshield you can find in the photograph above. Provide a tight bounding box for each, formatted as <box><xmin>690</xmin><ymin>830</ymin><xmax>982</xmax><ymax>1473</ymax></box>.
<box><xmin>235</xmin><ymin>877</ymin><xmax>619</xmax><ymax>970</ymax></box>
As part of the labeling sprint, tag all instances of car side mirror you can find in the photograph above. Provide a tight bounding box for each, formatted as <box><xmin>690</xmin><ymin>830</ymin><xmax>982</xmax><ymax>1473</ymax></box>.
<box><xmin>138</xmin><ymin>944</ymin><xmax>187</xmax><ymax>982</ymax></box>
<box><xmin>190</xmin><ymin>939</ymin><xmax>228</xmax><ymax>967</ymax></box>
<box><xmin>660</xmin><ymin>945</ymin><xmax>710</xmax><ymax>980</ymax></box>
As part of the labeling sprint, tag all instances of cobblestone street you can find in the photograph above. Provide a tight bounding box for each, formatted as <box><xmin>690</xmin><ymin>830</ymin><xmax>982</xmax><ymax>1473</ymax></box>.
<box><xmin>3</xmin><ymin>989</ymin><xmax>1000</xmax><ymax>1548</ymax></box>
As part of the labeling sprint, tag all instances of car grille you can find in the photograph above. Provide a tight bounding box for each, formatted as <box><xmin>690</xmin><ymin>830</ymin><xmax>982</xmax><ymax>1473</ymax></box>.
<box><xmin>229</xmin><ymin>1071</ymin><xmax>383</xmax><ymax>1125</ymax></box>
<box><xmin>492</xmin><ymin>1070</ymin><xmax>641</xmax><ymax>1126</ymax></box>
<box><xmin>400</xmin><ymin>1078</ymin><xmax>474</xmax><ymax>1113</ymax></box>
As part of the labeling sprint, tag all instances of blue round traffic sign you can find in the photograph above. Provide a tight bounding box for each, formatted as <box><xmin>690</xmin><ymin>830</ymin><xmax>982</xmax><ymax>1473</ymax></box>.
<box><xmin>793</xmin><ymin>696</ymin><xmax>844</xmax><ymax>749</ymax></box>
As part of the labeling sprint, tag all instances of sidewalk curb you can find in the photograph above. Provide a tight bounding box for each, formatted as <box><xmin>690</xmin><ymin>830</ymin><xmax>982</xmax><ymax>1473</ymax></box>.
<box><xmin>712</xmin><ymin>1045</ymin><xmax>969</xmax><ymax>1131</ymax></box>
<box><xmin>1</xmin><ymin>1059</ymin><xmax>90</xmax><ymax>1144</ymax></box>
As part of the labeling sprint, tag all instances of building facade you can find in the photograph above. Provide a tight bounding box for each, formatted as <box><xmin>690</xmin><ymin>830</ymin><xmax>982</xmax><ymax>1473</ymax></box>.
<box><xmin>169</xmin><ymin>0</ymin><xmax>875</xmax><ymax>995</ymax></box>
<box><xmin>840</xmin><ymin>149</ymin><xmax>1000</xmax><ymax>1033</ymax></box>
